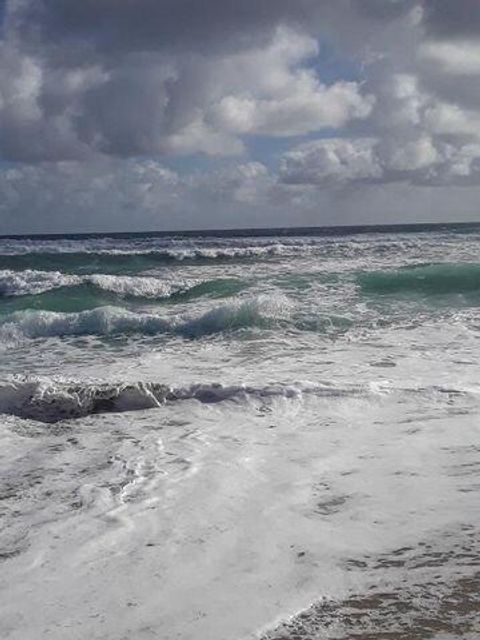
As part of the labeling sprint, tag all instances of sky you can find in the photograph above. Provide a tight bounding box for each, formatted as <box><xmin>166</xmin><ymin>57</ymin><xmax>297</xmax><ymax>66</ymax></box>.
<box><xmin>1</xmin><ymin>0</ymin><xmax>480</xmax><ymax>233</ymax></box>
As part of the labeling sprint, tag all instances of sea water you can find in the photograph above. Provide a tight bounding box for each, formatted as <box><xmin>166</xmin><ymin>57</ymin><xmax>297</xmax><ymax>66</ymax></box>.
<box><xmin>0</xmin><ymin>225</ymin><xmax>479</xmax><ymax>639</ymax></box>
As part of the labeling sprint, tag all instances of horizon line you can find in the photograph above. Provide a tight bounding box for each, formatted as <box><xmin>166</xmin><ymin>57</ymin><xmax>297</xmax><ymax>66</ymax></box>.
<box><xmin>1</xmin><ymin>219</ymin><xmax>479</xmax><ymax>241</ymax></box>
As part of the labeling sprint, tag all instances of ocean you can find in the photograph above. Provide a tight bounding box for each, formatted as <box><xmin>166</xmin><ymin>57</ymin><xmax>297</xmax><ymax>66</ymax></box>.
<box><xmin>0</xmin><ymin>224</ymin><xmax>479</xmax><ymax>639</ymax></box>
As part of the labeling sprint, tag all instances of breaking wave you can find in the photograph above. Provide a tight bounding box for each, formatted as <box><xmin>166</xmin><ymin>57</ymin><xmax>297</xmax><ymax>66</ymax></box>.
<box><xmin>0</xmin><ymin>295</ymin><xmax>292</xmax><ymax>343</ymax></box>
<box><xmin>358</xmin><ymin>262</ymin><xmax>480</xmax><ymax>295</ymax></box>
<box><xmin>0</xmin><ymin>376</ymin><xmax>469</xmax><ymax>424</ymax></box>
<box><xmin>0</xmin><ymin>377</ymin><xmax>361</xmax><ymax>423</ymax></box>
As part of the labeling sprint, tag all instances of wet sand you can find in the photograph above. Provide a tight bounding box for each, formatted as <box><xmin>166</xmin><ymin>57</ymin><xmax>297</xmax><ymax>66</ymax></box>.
<box><xmin>262</xmin><ymin>526</ymin><xmax>480</xmax><ymax>639</ymax></box>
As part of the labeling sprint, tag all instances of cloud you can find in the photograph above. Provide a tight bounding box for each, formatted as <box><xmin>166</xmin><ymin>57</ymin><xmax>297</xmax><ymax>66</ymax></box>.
<box><xmin>5</xmin><ymin>155</ymin><xmax>480</xmax><ymax>234</ymax></box>
<box><xmin>280</xmin><ymin>138</ymin><xmax>382</xmax><ymax>185</ymax></box>
<box><xmin>421</xmin><ymin>0</ymin><xmax>480</xmax><ymax>39</ymax></box>
<box><xmin>280</xmin><ymin>136</ymin><xmax>480</xmax><ymax>187</ymax></box>
<box><xmin>0</xmin><ymin>158</ymin><xmax>283</xmax><ymax>233</ymax></box>
<box><xmin>8</xmin><ymin>0</ymin><xmax>318</xmax><ymax>57</ymax></box>
<box><xmin>420</xmin><ymin>40</ymin><xmax>480</xmax><ymax>75</ymax></box>
<box><xmin>0</xmin><ymin>5</ymin><xmax>374</xmax><ymax>162</ymax></box>
<box><xmin>424</xmin><ymin>102</ymin><xmax>480</xmax><ymax>138</ymax></box>
<box><xmin>208</xmin><ymin>29</ymin><xmax>374</xmax><ymax>137</ymax></box>
<box><xmin>212</xmin><ymin>82</ymin><xmax>373</xmax><ymax>137</ymax></box>
<box><xmin>0</xmin><ymin>1</ymin><xmax>436</xmax><ymax>165</ymax></box>
<box><xmin>0</xmin><ymin>160</ymin><xmax>182</xmax><ymax>232</ymax></box>
<box><xmin>8</xmin><ymin>0</ymin><xmax>418</xmax><ymax>61</ymax></box>
<box><xmin>2</xmin><ymin>0</ymin><xmax>480</xmax><ymax>232</ymax></box>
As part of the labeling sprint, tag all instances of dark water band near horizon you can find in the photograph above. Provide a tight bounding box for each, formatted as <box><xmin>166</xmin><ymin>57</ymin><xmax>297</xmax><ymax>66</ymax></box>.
<box><xmin>0</xmin><ymin>224</ymin><xmax>479</xmax><ymax>639</ymax></box>
<box><xmin>1</xmin><ymin>219</ymin><xmax>480</xmax><ymax>241</ymax></box>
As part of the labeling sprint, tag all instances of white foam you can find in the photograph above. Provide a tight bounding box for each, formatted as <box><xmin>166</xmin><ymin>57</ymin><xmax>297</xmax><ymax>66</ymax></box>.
<box><xmin>86</xmin><ymin>274</ymin><xmax>191</xmax><ymax>298</ymax></box>
<box><xmin>0</xmin><ymin>269</ymin><xmax>197</xmax><ymax>299</ymax></box>
<box><xmin>0</xmin><ymin>269</ymin><xmax>81</xmax><ymax>296</ymax></box>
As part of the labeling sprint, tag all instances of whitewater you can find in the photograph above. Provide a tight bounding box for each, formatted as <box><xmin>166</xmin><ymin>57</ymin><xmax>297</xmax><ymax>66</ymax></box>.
<box><xmin>0</xmin><ymin>225</ymin><xmax>479</xmax><ymax>639</ymax></box>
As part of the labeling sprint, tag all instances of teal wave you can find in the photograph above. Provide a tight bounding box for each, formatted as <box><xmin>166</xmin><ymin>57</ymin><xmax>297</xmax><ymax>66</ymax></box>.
<box><xmin>0</xmin><ymin>278</ymin><xmax>248</xmax><ymax>314</ymax></box>
<box><xmin>358</xmin><ymin>263</ymin><xmax>480</xmax><ymax>295</ymax></box>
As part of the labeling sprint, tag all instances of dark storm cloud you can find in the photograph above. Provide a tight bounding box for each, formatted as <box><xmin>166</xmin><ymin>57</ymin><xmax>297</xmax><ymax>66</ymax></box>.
<box><xmin>9</xmin><ymin>0</ymin><xmax>318</xmax><ymax>57</ymax></box>
<box><xmin>355</xmin><ymin>0</ymin><xmax>417</xmax><ymax>21</ymax></box>
<box><xmin>8</xmin><ymin>0</ymin><xmax>420</xmax><ymax>63</ymax></box>
<box><xmin>422</xmin><ymin>0</ymin><xmax>480</xmax><ymax>39</ymax></box>
<box><xmin>74</xmin><ymin>59</ymin><xmax>172</xmax><ymax>156</ymax></box>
